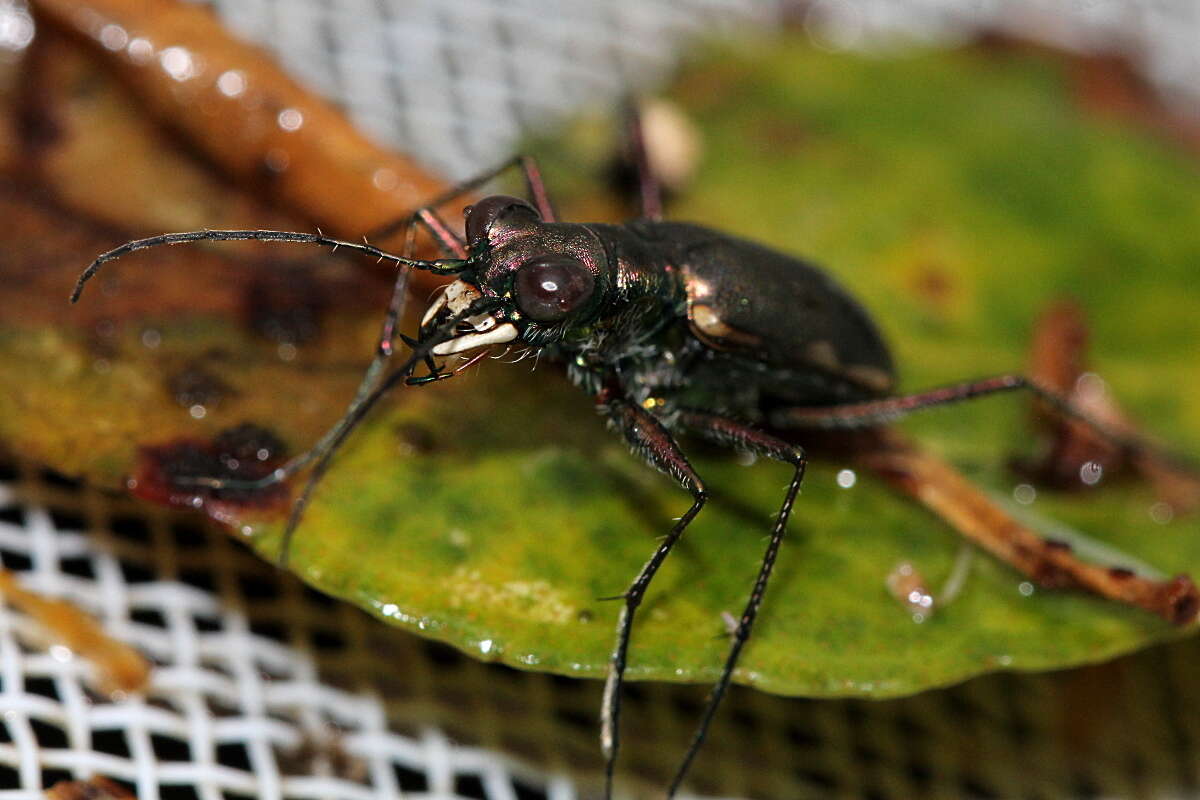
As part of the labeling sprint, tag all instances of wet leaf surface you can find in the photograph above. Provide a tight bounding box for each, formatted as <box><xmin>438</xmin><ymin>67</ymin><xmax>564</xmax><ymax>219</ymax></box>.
<box><xmin>2</xmin><ymin>32</ymin><xmax>1199</xmax><ymax>698</ymax></box>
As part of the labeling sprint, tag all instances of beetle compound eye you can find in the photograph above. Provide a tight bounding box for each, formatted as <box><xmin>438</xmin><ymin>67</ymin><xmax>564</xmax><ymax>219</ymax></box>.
<box><xmin>514</xmin><ymin>255</ymin><xmax>595</xmax><ymax>322</ymax></box>
<box><xmin>464</xmin><ymin>195</ymin><xmax>537</xmax><ymax>244</ymax></box>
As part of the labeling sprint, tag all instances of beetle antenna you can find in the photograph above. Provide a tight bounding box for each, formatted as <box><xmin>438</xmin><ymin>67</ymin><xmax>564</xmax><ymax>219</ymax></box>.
<box><xmin>70</xmin><ymin>228</ymin><xmax>467</xmax><ymax>303</ymax></box>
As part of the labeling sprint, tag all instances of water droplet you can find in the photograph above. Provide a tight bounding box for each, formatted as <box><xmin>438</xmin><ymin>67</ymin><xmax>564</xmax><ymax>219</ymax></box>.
<box><xmin>141</xmin><ymin>328</ymin><xmax>161</xmax><ymax>348</ymax></box>
<box><xmin>1150</xmin><ymin>502</ymin><xmax>1174</xmax><ymax>525</ymax></box>
<box><xmin>0</xmin><ymin>6</ymin><xmax>35</xmax><ymax>53</ymax></box>
<box><xmin>98</xmin><ymin>24</ymin><xmax>127</xmax><ymax>51</ymax></box>
<box><xmin>277</xmin><ymin>107</ymin><xmax>304</xmax><ymax>132</ymax></box>
<box><xmin>127</xmin><ymin>37</ymin><xmax>153</xmax><ymax>65</ymax></box>
<box><xmin>1079</xmin><ymin>460</ymin><xmax>1103</xmax><ymax>486</ymax></box>
<box><xmin>1013</xmin><ymin>483</ymin><xmax>1036</xmax><ymax>505</ymax></box>
<box><xmin>478</xmin><ymin>639</ymin><xmax>493</xmax><ymax>655</ymax></box>
<box><xmin>836</xmin><ymin>468</ymin><xmax>857</xmax><ymax>489</ymax></box>
<box><xmin>1018</xmin><ymin>581</ymin><xmax>1035</xmax><ymax>597</ymax></box>
<box><xmin>372</xmin><ymin>167</ymin><xmax>399</xmax><ymax>192</ymax></box>
<box><xmin>216</xmin><ymin>69</ymin><xmax>246</xmax><ymax>98</ymax></box>
<box><xmin>189</xmin><ymin>404</ymin><xmax>207</xmax><ymax>419</ymax></box>
<box><xmin>159</xmin><ymin>46</ymin><xmax>196</xmax><ymax>82</ymax></box>
<box><xmin>277</xmin><ymin>342</ymin><xmax>297</xmax><ymax>361</ymax></box>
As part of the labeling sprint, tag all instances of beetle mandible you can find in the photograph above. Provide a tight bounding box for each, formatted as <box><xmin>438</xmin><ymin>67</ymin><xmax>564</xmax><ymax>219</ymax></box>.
<box><xmin>71</xmin><ymin>136</ymin><xmax>1165</xmax><ymax>797</ymax></box>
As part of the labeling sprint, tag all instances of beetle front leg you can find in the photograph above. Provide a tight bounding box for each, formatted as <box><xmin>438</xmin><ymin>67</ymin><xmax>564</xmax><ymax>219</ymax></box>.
<box><xmin>598</xmin><ymin>393</ymin><xmax>706</xmax><ymax>800</ymax></box>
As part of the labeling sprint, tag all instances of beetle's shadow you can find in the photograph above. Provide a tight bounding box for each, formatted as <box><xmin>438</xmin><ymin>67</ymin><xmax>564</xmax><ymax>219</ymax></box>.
<box><xmin>585</xmin><ymin>436</ymin><xmax>817</xmax><ymax>617</ymax></box>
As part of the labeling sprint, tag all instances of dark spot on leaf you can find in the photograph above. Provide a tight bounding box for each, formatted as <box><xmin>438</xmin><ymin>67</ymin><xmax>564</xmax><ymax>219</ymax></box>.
<box><xmin>166</xmin><ymin>363</ymin><xmax>234</xmax><ymax>408</ymax></box>
<box><xmin>244</xmin><ymin>269</ymin><xmax>326</xmax><ymax>345</ymax></box>
<box><xmin>394</xmin><ymin>422</ymin><xmax>437</xmax><ymax>455</ymax></box>
<box><xmin>132</xmin><ymin>424</ymin><xmax>290</xmax><ymax>520</ymax></box>
<box><xmin>213</xmin><ymin>423</ymin><xmax>287</xmax><ymax>465</ymax></box>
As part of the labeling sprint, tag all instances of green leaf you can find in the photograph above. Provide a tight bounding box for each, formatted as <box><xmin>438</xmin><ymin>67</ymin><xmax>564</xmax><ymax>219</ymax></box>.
<box><xmin>3</xmin><ymin>35</ymin><xmax>1199</xmax><ymax>699</ymax></box>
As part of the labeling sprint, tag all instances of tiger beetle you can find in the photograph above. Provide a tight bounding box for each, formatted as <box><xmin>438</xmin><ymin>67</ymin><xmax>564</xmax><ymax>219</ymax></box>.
<box><xmin>71</xmin><ymin>115</ymin><xmax>1175</xmax><ymax>798</ymax></box>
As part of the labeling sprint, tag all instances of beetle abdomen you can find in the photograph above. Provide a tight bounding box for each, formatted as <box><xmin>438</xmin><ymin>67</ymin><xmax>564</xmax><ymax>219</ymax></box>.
<box><xmin>633</xmin><ymin>221</ymin><xmax>895</xmax><ymax>399</ymax></box>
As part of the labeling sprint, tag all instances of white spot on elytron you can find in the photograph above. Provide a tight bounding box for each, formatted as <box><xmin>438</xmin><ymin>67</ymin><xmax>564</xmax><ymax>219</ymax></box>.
<box><xmin>50</xmin><ymin>645</ymin><xmax>73</xmax><ymax>663</ymax></box>
<box><xmin>277</xmin><ymin>107</ymin><xmax>304</xmax><ymax>132</ymax></box>
<box><xmin>141</xmin><ymin>328</ymin><xmax>161</xmax><ymax>348</ymax></box>
<box><xmin>1150</xmin><ymin>502</ymin><xmax>1174</xmax><ymax>525</ymax></box>
<box><xmin>1013</xmin><ymin>483</ymin><xmax>1036</xmax><ymax>505</ymax></box>
<box><xmin>188</xmin><ymin>404</ymin><xmax>206</xmax><ymax>419</ymax></box>
<box><xmin>478</xmin><ymin>639</ymin><xmax>493</xmax><ymax>655</ymax></box>
<box><xmin>127</xmin><ymin>37</ymin><xmax>153</xmax><ymax>64</ymax></box>
<box><xmin>255</xmin><ymin>448</ymin><xmax>270</xmax><ymax>462</ymax></box>
<box><xmin>836</xmin><ymin>468</ymin><xmax>857</xmax><ymax>489</ymax></box>
<box><xmin>98</xmin><ymin>24</ymin><xmax>127</xmax><ymax>51</ymax></box>
<box><xmin>159</xmin><ymin>46</ymin><xmax>196</xmax><ymax>82</ymax></box>
<box><xmin>277</xmin><ymin>343</ymin><xmax>297</xmax><ymax>361</ymax></box>
<box><xmin>372</xmin><ymin>167</ymin><xmax>399</xmax><ymax>192</ymax></box>
<box><xmin>1018</xmin><ymin>581</ymin><xmax>1035</xmax><ymax>597</ymax></box>
<box><xmin>216</xmin><ymin>69</ymin><xmax>246</xmax><ymax>98</ymax></box>
<box><xmin>1080</xmin><ymin>460</ymin><xmax>1103</xmax><ymax>486</ymax></box>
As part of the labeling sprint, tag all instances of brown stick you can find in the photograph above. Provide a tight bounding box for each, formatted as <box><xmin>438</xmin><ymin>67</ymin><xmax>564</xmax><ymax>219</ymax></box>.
<box><xmin>855</xmin><ymin>429</ymin><xmax>1199</xmax><ymax>626</ymax></box>
<box><xmin>28</xmin><ymin>0</ymin><xmax>463</xmax><ymax>250</ymax></box>
<box><xmin>1025</xmin><ymin>300</ymin><xmax>1200</xmax><ymax>512</ymax></box>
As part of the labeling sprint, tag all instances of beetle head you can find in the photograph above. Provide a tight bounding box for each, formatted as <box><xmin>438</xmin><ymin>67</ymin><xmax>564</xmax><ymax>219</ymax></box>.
<box><xmin>420</xmin><ymin>195</ymin><xmax>608</xmax><ymax>356</ymax></box>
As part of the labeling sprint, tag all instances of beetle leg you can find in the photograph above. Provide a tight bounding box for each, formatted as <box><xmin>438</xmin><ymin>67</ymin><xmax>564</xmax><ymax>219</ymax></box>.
<box><xmin>598</xmin><ymin>394</ymin><xmax>706</xmax><ymax>800</ymax></box>
<box><xmin>770</xmin><ymin>373</ymin><xmax>1196</xmax><ymax>474</ymax></box>
<box><xmin>622</xmin><ymin>98</ymin><xmax>664</xmax><ymax>222</ymax></box>
<box><xmin>666</xmin><ymin>411</ymin><xmax>807</xmax><ymax>798</ymax></box>
<box><xmin>368</xmin><ymin>153</ymin><xmax>557</xmax><ymax>244</ymax></box>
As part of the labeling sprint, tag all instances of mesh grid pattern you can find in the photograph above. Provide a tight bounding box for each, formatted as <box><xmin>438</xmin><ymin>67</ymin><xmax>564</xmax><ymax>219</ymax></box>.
<box><xmin>5</xmin><ymin>461</ymin><xmax>1200</xmax><ymax>800</ymax></box>
<box><xmin>193</xmin><ymin>0</ymin><xmax>776</xmax><ymax>182</ymax></box>
<box><xmin>0</xmin><ymin>467</ymin><xmax>588</xmax><ymax>800</ymax></box>
<box><xmin>180</xmin><ymin>0</ymin><xmax>1200</xmax><ymax>184</ymax></box>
